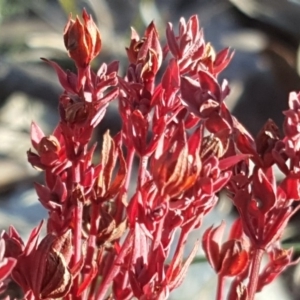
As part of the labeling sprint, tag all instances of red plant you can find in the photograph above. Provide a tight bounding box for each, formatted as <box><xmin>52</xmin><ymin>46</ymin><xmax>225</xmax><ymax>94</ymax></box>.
<box><xmin>0</xmin><ymin>8</ymin><xmax>299</xmax><ymax>300</ymax></box>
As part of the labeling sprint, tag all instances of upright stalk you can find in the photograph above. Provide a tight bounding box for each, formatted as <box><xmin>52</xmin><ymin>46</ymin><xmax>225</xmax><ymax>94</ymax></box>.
<box><xmin>248</xmin><ymin>248</ymin><xmax>264</xmax><ymax>300</ymax></box>
<box><xmin>95</xmin><ymin>231</ymin><xmax>133</xmax><ymax>299</ymax></box>
<box><xmin>216</xmin><ymin>275</ymin><xmax>225</xmax><ymax>300</ymax></box>
<box><xmin>124</xmin><ymin>147</ymin><xmax>135</xmax><ymax>191</ymax></box>
<box><xmin>115</xmin><ymin>147</ymin><xmax>135</xmax><ymax>224</ymax></box>
<box><xmin>138</xmin><ymin>155</ymin><xmax>149</xmax><ymax>187</ymax></box>
<box><xmin>72</xmin><ymin>161</ymin><xmax>83</xmax><ymax>298</ymax></box>
<box><xmin>82</xmin><ymin>202</ymin><xmax>100</xmax><ymax>299</ymax></box>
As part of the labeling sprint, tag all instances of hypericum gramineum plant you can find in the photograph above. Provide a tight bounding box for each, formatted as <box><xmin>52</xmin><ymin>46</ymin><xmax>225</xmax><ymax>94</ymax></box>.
<box><xmin>0</xmin><ymin>9</ymin><xmax>299</xmax><ymax>300</ymax></box>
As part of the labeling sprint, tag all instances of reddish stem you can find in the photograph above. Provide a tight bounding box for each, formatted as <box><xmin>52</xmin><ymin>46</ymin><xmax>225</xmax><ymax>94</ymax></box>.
<box><xmin>82</xmin><ymin>202</ymin><xmax>100</xmax><ymax>299</ymax></box>
<box><xmin>88</xmin><ymin>278</ymin><xmax>96</xmax><ymax>300</ymax></box>
<box><xmin>72</xmin><ymin>200</ymin><xmax>83</xmax><ymax>298</ymax></box>
<box><xmin>138</xmin><ymin>155</ymin><xmax>149</xmax><ymax>187</ymax></box>
<box><xmin>124</xmin><ymin>147</ymin><xmax>135</xmax><ymax>191</ymax></box>
<box><xmin>71</xmin><ymin>162</ymin><xmax>83</xmax><ymax>298</ymax></box>
<box><xmin>74</xmin><ymin>202</ymin><xmax>83</xmax><ymax>261</ymax></box>
<box><xmin>216</xmin><ymin>275</ymin><xmax>225</xmax><ymax>300</ymax></box>
<box><xmin>95</xmin><ymin>231</ymin><xmax>133</xmax><ymax>300</ymax></box>
<box><xmin>248</xmin><ymin>248</ymin><xmax>264</xmax><ymax>300</ymax></box>
<box><xmin>87</xmin><ymin>203</ymin><xmax>100</xmax><ymax>262</ymax></box>
<box><xmin>115</xmin><ymin>147</ymin><xmax>135</xmax><ymax>225</ymax></box>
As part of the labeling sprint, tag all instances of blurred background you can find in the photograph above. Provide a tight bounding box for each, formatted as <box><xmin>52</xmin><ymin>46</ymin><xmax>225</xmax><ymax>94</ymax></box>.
<box><xmin>1</xmin><ymin>0</ymin><xmax>300</xmax><ymax>299</ymax></box>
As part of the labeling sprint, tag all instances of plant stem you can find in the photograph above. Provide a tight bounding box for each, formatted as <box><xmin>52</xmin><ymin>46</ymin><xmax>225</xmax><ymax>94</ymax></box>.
<box><xmin>95</xmin><ymin>231</ymin><xmax>133</xmax><ymax>299</ymax></box>
<box><xmin>82</xmin><ymin>202</ymin><xmax>100</xmax><ymax>299</ymax></box>
<box><xmin>125</xmin><ymin>147</ymin><xmax>135</xmax><ymax>191</ymax></box>
<box><xmin>72</xmin><ymin>161</ymin><xmax>83</xmax><ymax>298</ymax></box>
<box><xmin>138</xmin><ymin>155</ymin><xmax>148</xmax><ymax>187</ymax></box>
<box><xmin>248</xmin><ymin>248</ymin><xmax>264</xmax><ymax>300</ymax></box>
<box><xmin>72</xmin><ymin>200</ymin><xmax>83</xmax><ymax>298</ymax></box>
<box><xmin>86</xmin><ymin>203</ymin><xmax>100</xmax><ymax>266</ymax></box>
<box><xmin>115</xmin><ymin>147</ymin><xmax>135</xmax><ymax>225</ymax></box>
<box><xmin>74</xmin><ymin>200</ymin><xmax>83</xmax><ymax>263</ymax></box>
<box><xmin>216</xmin><ymin>275</ymin><xmax>225</xmax><ymax>300</ymax></box>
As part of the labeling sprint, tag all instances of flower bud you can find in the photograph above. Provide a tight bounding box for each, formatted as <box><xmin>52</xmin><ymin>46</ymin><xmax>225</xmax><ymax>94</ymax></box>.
<box><xmin>64</xmin><ymin>9</ymin><xmax>101</xmax><ymax>68</ymax></box>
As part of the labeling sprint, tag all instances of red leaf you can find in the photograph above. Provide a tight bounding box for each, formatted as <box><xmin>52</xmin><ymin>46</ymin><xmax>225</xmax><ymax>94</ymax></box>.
<box><xmin>30</xmin><ymin>122</ymin><xmax>45</xmax><ymax>150</ymax></box>
<box><xmin>186</xmin><ymin>15</ymin><xmax>199</xmax><ymax>39</ymax></box>
<box><xmin>41</xmin><ymin>58</ymin><xmax>77</xmax><ymax>94</ymax></box>
<box><xmin>219</xmin><ymin>154</ymin><xmax>249</xmax><ymax>171</ymax></box>
<box><xmin>253</xmin><ymin>168</ymin><xmax>276</xmax><ymax>213</ymax></box>
<box><xmin>205</xmin><ymin>113</ymin><xmax>230</xmax><ymax>133</ymax></box>
<box><xmin>214</xmin><ymin>48</ymin><xmax>234</xmax><ymax>74</ymax></box>
<box><xmin>219</xmin><ymin>240</ymin><xmax>249</xmax><ymax>277</ymax></box>
<box><xmin>198</xmin><ymin>70</ymin><xmax>220</xmax><ymax>100</ymax></box>
<box><xmin>202</xmin><ymin>222</ymin><xmax>225</xmax><ymax>271</ymax></box>
<box><xmin>162</xmin><ymin>58</ymin><xmax>180</xmax><ymax>100</ymax></box>
<box><xmin>127</xmin><ymin>110</ymin><xmax>148</xmax><ymax>156</ymax></box>
<box><xmin>0</xmin><ymin>257</ymin><xmax>16</xmax><ymax>281</ymax></box>
<box><xmin>166</xmin><ymin>23</ymin><xmax>180</xmax><ymax>58</ymax></box>
<box><xmin>138</xmin><ymin>22</ymin><xmax>162</xmax><ymax>70</ymax></box>
<box><xmin>280</xmin><ymin>176</ymin><xmax>300</xmax><ymax>200</ymax></box>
